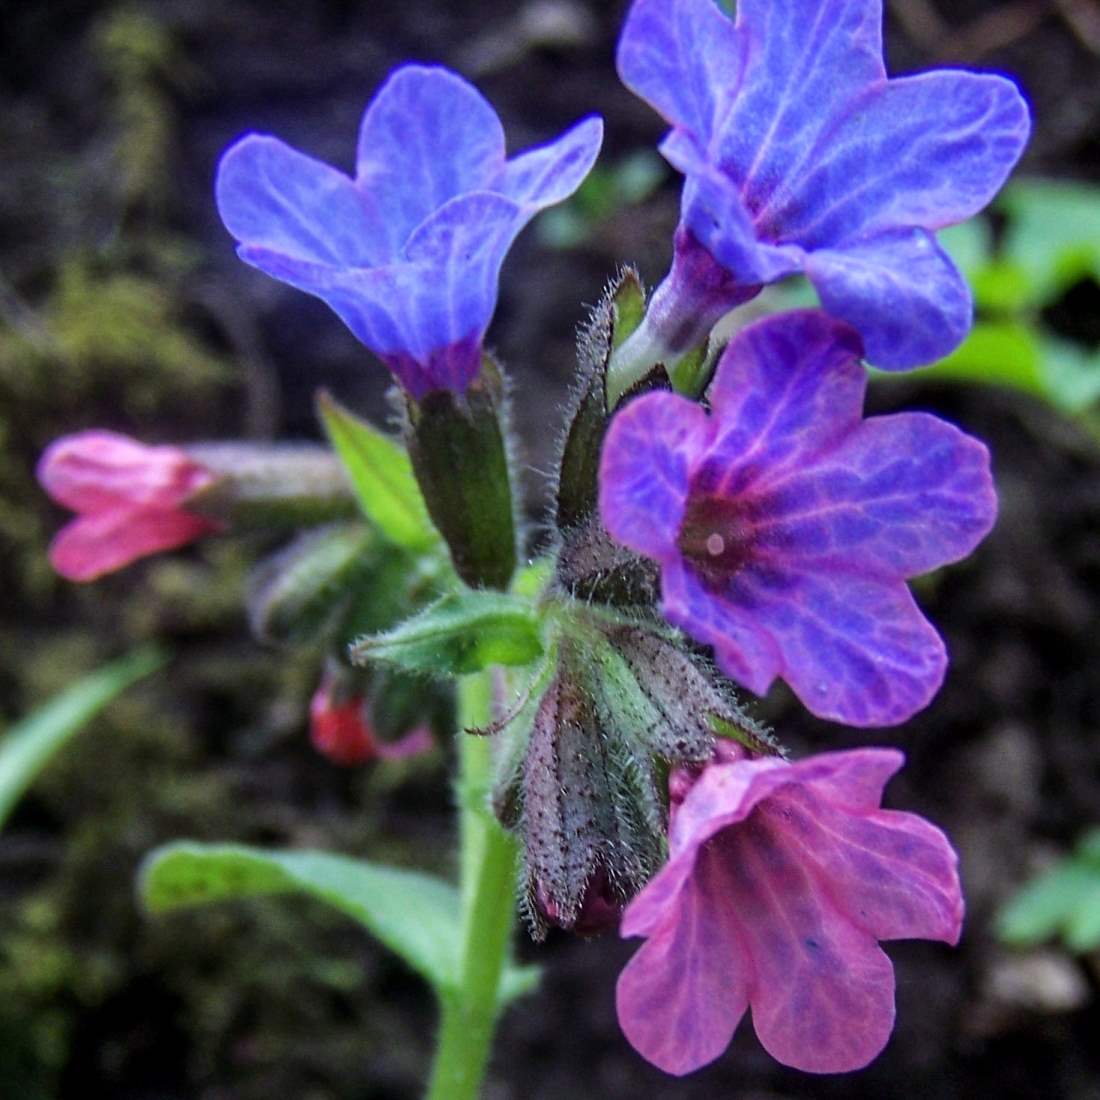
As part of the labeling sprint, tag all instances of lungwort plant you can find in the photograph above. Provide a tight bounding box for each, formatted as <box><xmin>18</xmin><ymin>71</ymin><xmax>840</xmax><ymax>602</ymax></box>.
<box><xmin>39</xmin><ymin>0</ymin><xmax>1033</xmax><ymax>1093</ymax></box>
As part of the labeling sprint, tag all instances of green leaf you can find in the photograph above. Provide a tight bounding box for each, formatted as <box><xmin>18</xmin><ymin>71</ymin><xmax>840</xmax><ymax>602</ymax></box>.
<box><xmin>1039</xmin><ymin>337</ymin><xmax>1100</xmax><ymax>413</ymax></box>
<box><xmin>351</xmin><ymin>591</ymin><xmax>543</xmax><ymax>676</ymax></box>
<box><xmin>970</xmin><ymin>259</ymin><xmax>1033</xmax><ymax>315</ymax></box>
<box><xmin>140</xmin><ymin>841</ymin><xmax>538</xmax><ymax>1002</ymax></box>
<box><xmin>1001</xmin><ymin>179</ymin><xmax>1100</xmax><ymax>301</ymax></box>
<box><xmin>141</xmin><ymin>842</ymin><xmax>461</xmax><ymax>987</ymax></box>
<box><xmin>0</xmin><ymin>648</ymin><xmax>165</xmax><ymax>831</ymax></box>
<box><xmin>871</xmin><ymin>322</ymin><xmax>1045</xmax><ymax>399</ymax></box>
<box><xmin>1064</xmin><ymin>883</ymin><xmax>1100</xmax><ymax>953</ymax></box>
<box><xmin>317</xmin><ymin>390</ymin><xmax>437</xmax><ymax>551</ymax></box>
<box><xmin>997</xmin><ymin>862</ymin><xmax>1097</xmax><ymax>946</ymax></box>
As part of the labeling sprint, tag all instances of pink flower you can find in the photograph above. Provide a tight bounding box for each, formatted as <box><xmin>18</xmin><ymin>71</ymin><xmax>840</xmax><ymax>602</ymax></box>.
<box><xmin>309</xmin><ymin>676</ymin><xmax>433</xmax><ymax>767</ymax></box>
<box><xmin>616</xmin><ymin>747</ymin><xmax>963</xmax><ymax>1075</ymax></box>
<box><xmin>37</xmin><ymin>431</ymin><xmax>223</xmax><ymax>582</ymax></box>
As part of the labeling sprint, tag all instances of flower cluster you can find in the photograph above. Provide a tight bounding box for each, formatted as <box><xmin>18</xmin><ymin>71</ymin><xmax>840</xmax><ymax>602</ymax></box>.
<box><xmin>35</xmin><ymin>0</ymin><xmax>1031</xmax><ymax>1086</ymax></box>
<box><xmin>595</xmin><ymin>0</ymin><xmax>1024</xmax><ymax>1076</ymax></box>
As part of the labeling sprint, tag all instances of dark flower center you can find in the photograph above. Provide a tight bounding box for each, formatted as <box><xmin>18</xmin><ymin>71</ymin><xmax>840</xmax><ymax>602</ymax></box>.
<box><xmin>677</xmin><ymin>494</ymin><xmax>754</xmax><ymax>586</ymax></box>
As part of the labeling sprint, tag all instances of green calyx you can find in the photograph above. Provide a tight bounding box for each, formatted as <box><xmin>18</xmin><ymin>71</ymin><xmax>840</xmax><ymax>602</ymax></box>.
<box><xmin>488</xmin><ymin>599</ymin><xmax>771</xmax><ymax>937</ymax></box>
<box><xmin>405</xmin><ymin>355</ymin><xmax>519</xmax><ymax>592</ymax></box>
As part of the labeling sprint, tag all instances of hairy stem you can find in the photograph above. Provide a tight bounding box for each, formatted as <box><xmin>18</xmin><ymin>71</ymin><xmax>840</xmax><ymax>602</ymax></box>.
<box><xmin>425</xmin><ymin>672</ymin><xmax>519</xmax><ymax>1100</ymax></box>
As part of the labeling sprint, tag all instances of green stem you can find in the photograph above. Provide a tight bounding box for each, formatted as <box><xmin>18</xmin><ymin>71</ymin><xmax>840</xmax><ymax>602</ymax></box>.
<box><xmin>425</xmin><ymin>672</ymin><xmax>519</xmax><ymax>1100</ymax></box>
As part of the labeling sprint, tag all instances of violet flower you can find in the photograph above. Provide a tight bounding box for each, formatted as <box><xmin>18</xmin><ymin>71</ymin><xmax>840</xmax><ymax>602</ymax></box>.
<box><xmin>608</xmin><ymin>0</ymin><xmax>1030</xmax><ymax>399</ymax></box>
<box><xmin>617</xmin><ymin>745</ymin><xmax>963</xmax><ymax>1075</ymax></box>
<box><xmin>216</xmin><ymin>65</ymin><xmax>602</xmax><ymax>399</ymax></box>
<box><xmin>599</xmin><ymin>311</ymin><xmax>996</xmax><ymax>726</ymax></box>
<box><xmin>37</xmin><ymin>430</ymin><xmax>222</xmax><ymax>582</ymax></box>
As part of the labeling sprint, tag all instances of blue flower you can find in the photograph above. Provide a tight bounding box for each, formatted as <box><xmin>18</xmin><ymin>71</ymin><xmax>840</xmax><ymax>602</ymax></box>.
<box><xmin>217</xmin><ymin>65</ymin><xmax>603</xmax><ymax>398</ymax></box>
<box><xmin>609</xmin><ymin>0</ymin><xmax>1030</xmax><ymax>395</ymax></box>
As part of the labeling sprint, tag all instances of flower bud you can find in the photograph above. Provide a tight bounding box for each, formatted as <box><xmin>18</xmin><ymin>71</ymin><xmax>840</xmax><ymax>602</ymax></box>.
<box><xmin>38</xmin><ymin>430</ymin><xmax>358</xmax><ymax>582</ymax></box>
<box><xmin>37</xmin><ymin>430</ymin><xmax>222</xmax><ymax>581</ymax></box>
<box><xmin>534</xmin><ymin>867</ymin><xmax>623</xmax><ymax>937</ymax></box>
<box><xmin>309</xmin><ymin>669</ymin><xmax>433</xmax><ymax>766</ymax></box>
<box><xmin>492</xmin><ymin>603</ymin><xmax>773</xmax><ymax>939</ymax></box>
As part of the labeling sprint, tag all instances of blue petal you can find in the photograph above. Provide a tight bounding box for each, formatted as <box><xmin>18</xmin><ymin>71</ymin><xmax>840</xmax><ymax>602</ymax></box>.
<box><xmin>599</xmin><ymin>391</ymin><xmax>711</xmax><ymax>562</ymax></box>
<box><xmin>713</xmin><ymin>563</ymin><xmax>948</xmax><ymax>727</ymax></box>
<box><xmin>405</xmin><ymin>191</ymin><xmax>525</xmax><ymax>345</ymax></box>
<box><xmin>747</xmin><ymin>412</ymin><xmax>998</xmax><ymax>577</ymax></box>
<box><xmin>616</xmin><ymin>0</ymin><xmax>744</xmax><ymax>146</ymax></box>
<box><xmin>718</xmin><ymin>0</ymin><xmax>883</xmax><ymax>209</ymax></box>
<box><xmin>806</xmin><ymin>229</ymin><xmax>972</xmax><ymax>368</ymax></box>
<box><xmin>757</xmin><ymin>71</ymin><xmax>1032</xmax><ymax>247</ymax></box>
<box><xmin>216</xmin><ymin>135</ymin><xmax>393</xmax><ymax>267</ymax></box>
<box><xmin>698</xmin><ymin>311</ymin><xmax>866</xmax><ymax>498</ymax></box>
<box><xmin>500</xmin><ymin>116</ymin><xmax>604</xmax><ymax>208</ymax></box>
<box><xmin>679</xmin><ymin>167</ymin><xmax>801</xmax><ymax>285</ymax></box>
<box><xmin>355</xmin><ymin>65</ymin><xmax>505</xmax><ymax>246</ymax></box>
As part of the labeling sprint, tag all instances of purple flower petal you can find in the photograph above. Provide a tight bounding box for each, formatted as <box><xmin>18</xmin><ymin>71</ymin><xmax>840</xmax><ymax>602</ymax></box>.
<box><xmin>779</xmin><ymin>785</ymin><xmax>964</xmax><ymax>943</ymax></box>
<box><xmin>616</xmin><ymin>0</ymin><xmax>743</xmax><ymax>147</ymax></box>
<box><xmin>716</xmin><ymin>820</ymin><xmax>896</xmax><ymax>1073</ymax></box>
<box><xmin>599</xmin><ymin>391</ymin><xmax>710</xmax><ymax>561</ymax></box>
<box><xmin>806</xmin><ymin>228</ymin><xmax>973</xmax><ymax>369</ymax></box>
<box><xmin>218</xmin><ymin>64</ymin><xmax>603</xmax><ymax>396</ymax></box>
<box><xmin>749</xmin><ymin>412</ymin><xmax>997</xmax><ymax>576</ymax></box>
<box><xmin>717</xmin><ymin>0</ymin><xmax>884</xmax><ymax>205</ymax></box>
<box><xmin>501</xmin><ymin>116</ymin><xmax>604</xmax><ymax>207</ymax></box>
<box><xmin>764</xmin><ymin>72</ymin><xmax>1032</xmax><ymax>246</ymax></box>
<box><xmin>661</xmin><ymin>557</ymin><xmax>783</xmax><ymax>696</ymax></box>
<box><xmin>355</xmin><ymin>66</ymin><xmax>505</xmax><ymax>242</ymax></box>
<box><xmin>698</xmin><ymin>311</ymin><xmax>866</xmax><ymax>497</ymax></box>
<box><xmin>703</xmin><ymin>562</ymin><xmax>949</xmax><ymax>726</ymax></box>
<box><xmin>216</xmin><ymin>135</ymin><xmax>392</xmax><ymax>267</ymax></box>
<box><xmin>616</xmin><ymin>747</ymin><xmax>963</xmax><ymax>1075</ymax></box>
<box><xmin>617</xmin><ymin>846</ymin><xmax>750</xmax><ymax>1076</ymax></box>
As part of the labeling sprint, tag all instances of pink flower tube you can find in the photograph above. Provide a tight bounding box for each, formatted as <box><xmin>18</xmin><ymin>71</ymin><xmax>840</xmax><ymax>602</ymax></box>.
<box><xmin>37</xmin><ymin>430</ymin><xmax>222</xmax><ymax>582</ymax></box>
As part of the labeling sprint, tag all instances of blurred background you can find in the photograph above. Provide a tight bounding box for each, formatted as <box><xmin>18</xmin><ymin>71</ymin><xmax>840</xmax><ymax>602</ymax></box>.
<box><xmin>2</xmin><ymin>0</ymin><xmax>1100</xmax><ymax>1096</ymax></box>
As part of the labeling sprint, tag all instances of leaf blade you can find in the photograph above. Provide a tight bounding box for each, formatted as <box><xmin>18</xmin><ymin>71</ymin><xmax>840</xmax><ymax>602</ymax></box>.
<box><xmin>141</xmin><ymin>842</ymin><xmax>462</xmax><ymax>988</ymax></box>
<box><xmin>0</xmin><ymin>648</ymin><xmax>165</xmax><ymax>831</ymax></box>
<box><xmin>317</xmin><ymin>390</ymin><xmax>437</xmax><ymax>551</ymax></box>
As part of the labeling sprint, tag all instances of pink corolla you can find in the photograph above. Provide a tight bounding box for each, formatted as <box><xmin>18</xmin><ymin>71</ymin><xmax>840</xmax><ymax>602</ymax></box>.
<box><xmin>309</xmin><ymin>674</ymin><xmax>433</xmax><ymax>766</ymax></box>
<box><xmin>616</xmin><ymin>746</ymin><xmax>963</xmax><ymax>1075</ymax></box>
<box><xmin>599</xmin><ymin>310</ymin><xmax>997</xmax><ymax>727</ymax></box>
<box><xmin>37</xmin><ymin>430</ymin><xmax>222</xmax><ymax>582</ymax></box>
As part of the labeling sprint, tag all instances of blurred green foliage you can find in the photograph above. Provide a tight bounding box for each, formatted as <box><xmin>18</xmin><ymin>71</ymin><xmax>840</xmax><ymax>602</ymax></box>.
<box><xmin>888</xmin><ymin>181</ymin><xmax>1100</xmax><ymax>415</ymax></box>
<box><xmin>0</xmin><ymin>649</ymin><xmax>164</xmax><ymax>832</ymax></box>
<box><xmin>998</xmin><ymin>830</ymin><xmax>1100</xmax><ymax>953</ymax></box>
<box><xmin>537</xmin><ymin>150</ymin><xmax>667</xmax><ymax>249</ymax></box>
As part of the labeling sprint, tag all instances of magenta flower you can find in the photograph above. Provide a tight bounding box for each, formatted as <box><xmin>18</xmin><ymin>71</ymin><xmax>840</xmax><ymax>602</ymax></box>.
<box><xmin>599</xmin><ymin>311</ymin><xmax>996</xmax><ymax>726</ymax></box>
<box><xmin>609</xmin><ymin>0</ymin><xmax>1030</xmax><ymax>392</ymax></box>
<box><xmin>616</xmin><ymin>746</ymin><xmax>963</xmax><ymax>1075</ymax></box>
<box><xmin>216</xmin><ymin>65</ymin><xmax>602</xmax><ymax>399</ymax></box>
<box><xmin>309</xmin><ymin>674</ymin><xmax>432</xmax><ymax>766</ymax></box>
<box><xmin>38</xmin><ymin>431</ymin><xmax>222</xmax><ymax>582</ymax></box>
